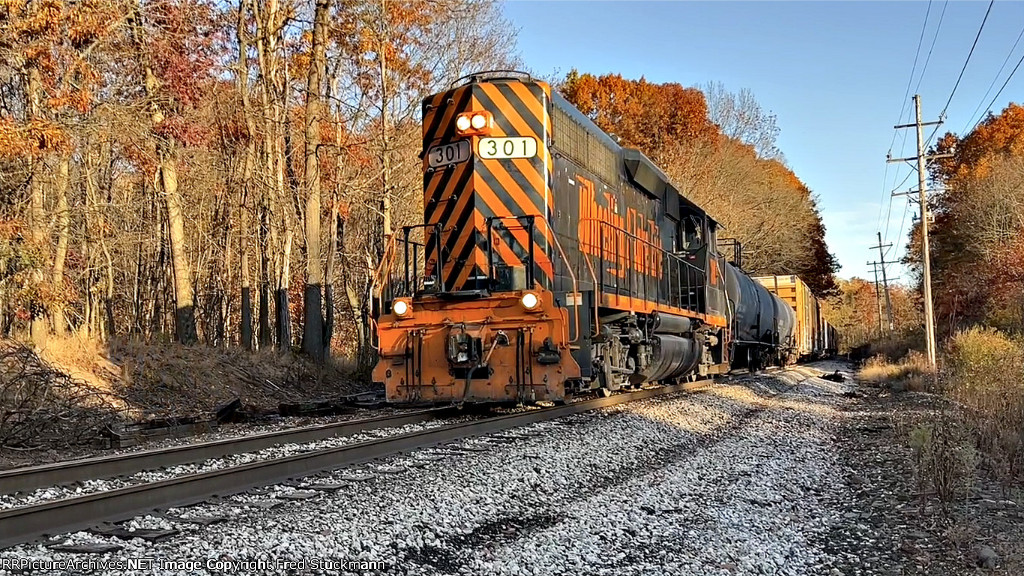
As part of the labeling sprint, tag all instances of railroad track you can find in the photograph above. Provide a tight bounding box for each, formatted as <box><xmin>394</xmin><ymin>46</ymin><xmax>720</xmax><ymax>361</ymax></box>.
<box><xmin>0</xmin><ymin>410</ymin><xmax>446</xmax><ymax>497</ymax></box>
<box><xmin>0</xmin><ymin>379</ymin><xmax>711</xmax><ymax>550</ymax></box>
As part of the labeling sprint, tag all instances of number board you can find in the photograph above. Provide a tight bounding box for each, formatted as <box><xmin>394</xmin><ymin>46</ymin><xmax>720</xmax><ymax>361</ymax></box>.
<box><xmin>478</xmin><ymin>137</ymin><xmax>537</xmax><ymax>160</ymax></box>
<box><xmin>427</xmin><ymin>140</ymin><xmax>471</xmax><ymax>168</ymax></box>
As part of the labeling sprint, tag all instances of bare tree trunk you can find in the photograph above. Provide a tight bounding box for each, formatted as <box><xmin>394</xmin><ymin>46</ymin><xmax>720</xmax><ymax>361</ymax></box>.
<box><xmin>237</xmin><ymin>0</ymin><xmax>255</xmax><ymax>351</ymax></box>
<box><xmin>277</xmin><ymin>102</ymin><xmax>295</xmax><ymax>351</ymax></box>
<box><xmin>81</xmin><ymin>156</ymin><xmax>93</xmax><ymax>338</ymax></box>
<box><xmin>26</xmin><ymin>64</ymin><xmax>48</xmax><ymax>349</ymax></box>
<box><xmin>324</xmin><ymin>195</ymin><xmax>338</xmax><ymax>360</ymax></box>
<box><xmin>378</xmin><ymin>0</ymin><xmax>393</xmax><ymax>241</ymax></box>
<box><xmin>301</xmin><ymin>0</ymin><xmax>329</xmax><ymax>362</ymax></box>
<box><xmin>253</xmin><ymin>0</ymin><xmax>292</xmax><ymax>350</ymax></box>
<box><xmin>258</xmin><ymin>203</ymin><xmax>272</xmax><ymax>348</ymax></box>
<box><xmin>131</xmin><ymin>0</ymin><xmax>197</xmax><ymax>345</ymax></box>
<box><xmin>161</xmin><ymin>154</ymin><xmax>198</xmax><ymax>344</ymax></box>
<box><xmin>103</xmin><ymin>239</ymin><xmax>116</xmax><ymax>338</ymax></box>
<box><xmin>51</xmin><ymin>157</ymin><xmax>71</xmax><ymax>336</ymax></box>
<box><xmin>239</xmin><ymin>161</ymin><xmax>254</xmax><ymax>351</ymax></box>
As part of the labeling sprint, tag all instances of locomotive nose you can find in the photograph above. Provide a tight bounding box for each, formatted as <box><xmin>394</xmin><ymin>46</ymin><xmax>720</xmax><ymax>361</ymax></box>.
<box><xmin>420</xmin><ymin>79</ymin><xmax>553</xmax><ymax>294</ymax></box>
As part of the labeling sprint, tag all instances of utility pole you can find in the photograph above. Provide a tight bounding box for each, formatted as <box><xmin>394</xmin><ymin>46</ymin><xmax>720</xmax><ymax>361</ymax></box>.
<box><xmin>870</xmin><ymin>232</ymin><xmax>895</xmax><ymax>332</ymax></box>
<box><xmin>887</xmin><ymin>94</ymin><xmax>951</xmax><ymax>369</ymax></box>
<box><xmin>867</xmin><ymin>261</ymin><xmax>884</xmax><ymax>336</ymax></box>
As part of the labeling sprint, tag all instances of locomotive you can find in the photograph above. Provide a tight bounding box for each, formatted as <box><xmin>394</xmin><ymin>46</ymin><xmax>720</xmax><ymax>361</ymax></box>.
<box><xmin>371</xmin><ymin>71</ymin><xmax>835</xmax><ymax>405</ymax></box>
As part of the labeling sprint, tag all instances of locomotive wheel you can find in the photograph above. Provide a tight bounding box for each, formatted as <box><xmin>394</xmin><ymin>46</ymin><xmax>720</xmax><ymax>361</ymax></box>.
<box><xmin>747</xmin><ymin>348</ymin><xmax>760</xmax><ymax>373</ymax></box>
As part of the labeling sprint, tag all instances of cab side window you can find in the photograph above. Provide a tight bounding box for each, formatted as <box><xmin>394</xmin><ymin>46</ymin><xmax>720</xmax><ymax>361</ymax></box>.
<box><xmin>680</xmin><ymin>215</ymin><xmax>704</xmax><ymax>251</ymax></box>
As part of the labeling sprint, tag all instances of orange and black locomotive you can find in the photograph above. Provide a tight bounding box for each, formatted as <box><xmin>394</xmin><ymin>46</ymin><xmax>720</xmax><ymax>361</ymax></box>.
<box><xmin>372</xmin><ymin>71</ymin><xmax>826</xmax><ymax>405</ymax></box>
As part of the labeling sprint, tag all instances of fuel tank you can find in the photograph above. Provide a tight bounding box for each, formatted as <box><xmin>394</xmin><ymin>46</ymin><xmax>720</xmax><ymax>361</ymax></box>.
<box><xmin>633</xmin><ymin>334</ymin><xmax>702</xmax><ymax>383</ymax></box>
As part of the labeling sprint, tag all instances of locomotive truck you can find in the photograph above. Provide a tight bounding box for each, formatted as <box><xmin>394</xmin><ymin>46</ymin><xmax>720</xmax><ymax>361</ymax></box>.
<box><xmin>371</xmin><ymin>71</ymin><xmax>835</xmax><ymax>405</ymax></box>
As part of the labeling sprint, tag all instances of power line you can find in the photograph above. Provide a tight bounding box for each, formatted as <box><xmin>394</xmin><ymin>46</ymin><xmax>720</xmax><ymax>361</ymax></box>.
<box><xmin>940</xmin><ymin>0</ymin><xmax>995</xmax><ymax>118</ymax></box>
<box><xmin>966</xmin><ymin>49</ymin><xmax>1024</xmax><ymax>135</ymax></box>
<box><xmin>889</xmin><ymin>95</ymin><xmax>950</xmax><ymax>367</ymax></box>
<box><xmin>883</xmin><ymin>165</ymin><xmax>919</xmax><ymax>243</ymax></box>
<box><xmin>901</xmin><ymin>0</ymin><xmax>932</xmax><ymax>117</ymax></box>
<box><xmin>892</xmin><ymin>199</ymin><xmax>912</xmax><ymax>265</ymax></box>
<box><xmin>914</xmin><ymin>0</ymin><xmax>949</xmax><ymax>95</ymax></box>
<box><xmin>879</xmin><ymin>1</ymin><xmax>935</xmax><ymax>238</ymax></box>
<box><xmin>962</xmin><ymin>24</ymin><xmax>1024</xmax><ymax>133</ymax></box>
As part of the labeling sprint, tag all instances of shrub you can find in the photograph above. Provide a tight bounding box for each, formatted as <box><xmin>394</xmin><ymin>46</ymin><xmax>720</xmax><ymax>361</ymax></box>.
<box><xmin>944</xmin><ymin>327</ymin><xmax>1024</xmax><ymax>485</ymax></box>
<box><xmin>0</xmin><ymin>342</ymin><xmax>124</xmax><ymax>449</ymax></box>
<box><xmin>868</xmin><ymin>330</ymin><xmax>925</xmax><ymax>363</ymax></box>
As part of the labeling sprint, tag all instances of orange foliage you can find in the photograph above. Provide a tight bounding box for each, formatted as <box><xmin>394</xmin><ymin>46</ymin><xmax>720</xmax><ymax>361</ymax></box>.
<box><xmin>933</xmin><ymin>103</ymin><xmax>1024</xmax><ymax>184</ymax></box>
<box><xmin>561</xmin><ymin>71</ymin><xmax>717</xmax><ymax>164</ymax></box>
<box><xmin>336</xmin><ymin>0</ymin><xmax>468</xmax><ymax>98</ymax></box>
<box><xmin>923</xmin><ymin>102</ymin><xmax>1024</xmax><ymax>332</ymax></box>
<box><xmin>0</xmin><ymin>117</ymin><xmax>68</xmax><ymax>158</ymax></box>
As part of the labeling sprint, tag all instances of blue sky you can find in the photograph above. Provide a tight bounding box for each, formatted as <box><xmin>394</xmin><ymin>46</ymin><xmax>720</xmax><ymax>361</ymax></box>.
<box><xmin>500</xmin><ymin>0</ymin><xmax>1024</xmax><ymax>283</ymax></box>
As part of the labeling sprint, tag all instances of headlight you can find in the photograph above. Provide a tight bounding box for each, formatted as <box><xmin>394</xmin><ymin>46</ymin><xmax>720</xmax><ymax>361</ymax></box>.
<box><xmin>393</xmin><ymin>300</ymin><xmax>410</xmax><ymax>316</ymax></box>
<box><xmin>521</xmin><ymin>292</ymin><xmax>539</xmax><ymax>310</ymax></box>
<box><xmin>455</xmin><ymin>115</ymin><xmax>471</xmax><ymax>132</ymax></box>
<box><xmin>470</xmin><ymin>113</ymin><xmax>488</xmax><ymax>129</ymax></box>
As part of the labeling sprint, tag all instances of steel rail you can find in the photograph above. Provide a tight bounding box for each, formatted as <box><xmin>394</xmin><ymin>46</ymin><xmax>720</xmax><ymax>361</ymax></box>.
<box><xmin>0</xmin><ymin>380</ymin><xmax>709</xmax><ymax>550</ymax></box>
<box><xmin>0</xmin><ymin>410</ymin><xmax>446</xmax><ymax>496</ymax></box>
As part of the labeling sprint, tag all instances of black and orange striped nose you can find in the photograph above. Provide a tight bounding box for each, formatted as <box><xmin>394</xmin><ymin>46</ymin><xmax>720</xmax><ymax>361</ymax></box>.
<box><xmin>421</xmin><ymin>79</ymin><xmax>555</xmax><ymax>292</ymax></box>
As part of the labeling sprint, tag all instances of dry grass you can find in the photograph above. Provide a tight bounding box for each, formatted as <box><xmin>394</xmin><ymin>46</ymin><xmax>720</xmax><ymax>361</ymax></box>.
<box><xmin>870</xmin><ymin>331</ymin><xmax>926</xmax><ymax>362</ymax></box>
<box><xmin>885</xmin><ymin>328</ymin><xmax>1024</xmax><ymax>505</ymax></box>
<box><xmin>908</xmin><ymin>413</ymin><xmax>978</xmax><ymax>505</ymax></box>
<box><xmin>859</xmin><ymin>351</ymin><xmax>935</xmax><ymax>392</ymax></box>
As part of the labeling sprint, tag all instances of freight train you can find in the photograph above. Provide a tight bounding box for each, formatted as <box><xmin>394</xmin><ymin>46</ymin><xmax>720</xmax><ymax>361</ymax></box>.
<box><xmin>371</xmin><ymin>71</ymin><xmax>836</xmax><ymax>405</ymax></box>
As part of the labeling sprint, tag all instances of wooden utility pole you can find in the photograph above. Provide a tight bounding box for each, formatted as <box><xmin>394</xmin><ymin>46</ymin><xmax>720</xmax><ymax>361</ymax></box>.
<box><xmin>867</xmin><ymin>261</ymin><xmax>884</xmax><ymax>336</ymax></box>
<box><xmin>888</xmin><ymin>95</ymin><xmax>951</xmax><ymax>368</ymax></box>
<box><xmin>870</xmin><ymin>232</ymin><xmax>895</xmax><ymax>332</ymax></box>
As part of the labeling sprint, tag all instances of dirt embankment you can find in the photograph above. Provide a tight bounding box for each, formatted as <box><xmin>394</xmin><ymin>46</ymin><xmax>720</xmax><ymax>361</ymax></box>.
<box><xmin>0</xmin><ymin>336</ymin><xmax>371</xmax><ymax>463</ymax></box>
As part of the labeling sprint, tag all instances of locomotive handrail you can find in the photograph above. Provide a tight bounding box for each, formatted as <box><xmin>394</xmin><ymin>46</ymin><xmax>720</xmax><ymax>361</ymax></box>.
<box><xmin>373</xmin><ymin>223</ymin><xmax>446</xmax><ymax>304</ymax></box>
<box><xmin>486</xmin><ymin>215</ymin><xmax>580</xmax><ymax>346</ymax></box>
<box><xmin>558</xmin><ymin>232</ymin><xmax>601</xmax><ymax>333</ymax></box>
<box><xmin>371</xmin><ymin>233</ymin><xmax>399</xmax><ymax>303</ymax></box>
<box><xmin>368</xmin><ymin>233</ymin><xmax>400</xmax><ymax>351</ymax></box>
<box><xmin>579</xmin><ymin>217</ymin><xmax>707</xmax><ymax>313</ymax></box>
<box><xmin>578</xmin><ymin>218</ymin><xmax>706</xmax><ymax>275</ymax></box>
<box><xmin>533</xmin><ymin>217</ymin><xmax>589</xmax><ymax>344</ymax></box>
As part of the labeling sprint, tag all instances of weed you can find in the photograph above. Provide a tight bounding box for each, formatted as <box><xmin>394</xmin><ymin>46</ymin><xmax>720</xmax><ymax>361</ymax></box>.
<box><xmin>909</xmin><ymin>413</ymin><xmax>978</xmax><ymax>506</ymax></box>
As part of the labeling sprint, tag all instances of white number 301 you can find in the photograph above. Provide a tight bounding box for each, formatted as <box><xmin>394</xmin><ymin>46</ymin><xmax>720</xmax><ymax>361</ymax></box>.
<box><xmin>478</xmin><ymin>137</ymin><xmax>537</xmax><ymax>160</ymax></box>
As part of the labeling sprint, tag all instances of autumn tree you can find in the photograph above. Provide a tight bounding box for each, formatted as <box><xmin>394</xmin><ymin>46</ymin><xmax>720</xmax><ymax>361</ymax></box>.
<box><xmin>329</xmin><ymin>0</ymin><xmax>517</xmax><ymax>367</ymax></box>
<box><xmin>703</xmin><ymin>81</ymin><xmax>782</xmax><ymax>160</ymax></box>
<box><xmin>826</xmin><ymin>278</ymin><xmax>922</xmax><ymax>350</ymax></box>
<box><xmin>916</xmin><ymin>104</ymin><xmax>1024</xmax><ymax>333</ymax></box>
<box><xmin>125</xmin><ymin>0</ymin><xmax>221</xmax><ymax>345</ymax></box>
<box><xmin>300</xmin><ymin>0</ymin><xmax>330</xmax><ymax>361</ymax></box>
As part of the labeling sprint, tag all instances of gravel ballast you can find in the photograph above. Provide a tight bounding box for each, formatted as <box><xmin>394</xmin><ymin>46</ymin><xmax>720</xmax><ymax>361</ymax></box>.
<box><xmin>2</xmin><ymin>364</ymin><xmax>873</xmax><ymax>575</ymax></box>
<box><xmin>0</xmin><ymin>416</ymin><xmax>478</xmax><ymax>511</ymax></box>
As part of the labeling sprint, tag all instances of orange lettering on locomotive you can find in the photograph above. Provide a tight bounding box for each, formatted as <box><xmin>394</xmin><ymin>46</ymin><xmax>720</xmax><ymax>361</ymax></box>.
<box><xmin>578</xmin><ymin>175</ymin><xmax>670</xmax><ymax>280</ymax></box>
